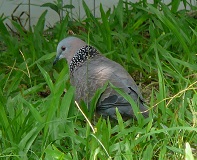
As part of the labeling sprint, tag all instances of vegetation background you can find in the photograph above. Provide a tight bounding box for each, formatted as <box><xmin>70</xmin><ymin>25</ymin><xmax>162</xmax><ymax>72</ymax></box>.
<box><xmin>0</xmin><ymin>0</ymin><xmax>197</xmax><ymax>159</ymax></box>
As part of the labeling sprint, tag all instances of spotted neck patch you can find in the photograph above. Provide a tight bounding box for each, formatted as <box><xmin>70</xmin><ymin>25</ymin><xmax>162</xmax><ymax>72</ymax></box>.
<box><xmin>69</xmin><ymin>45</ymin><xmax>99</xmax><ymax>74</ymax></box>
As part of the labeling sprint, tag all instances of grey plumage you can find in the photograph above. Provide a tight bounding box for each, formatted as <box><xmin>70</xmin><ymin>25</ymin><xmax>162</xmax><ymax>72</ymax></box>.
<box><xmin>54</xmin><ymin>36</ymin><xmax>149</xmax><ymax>120</ymax></box>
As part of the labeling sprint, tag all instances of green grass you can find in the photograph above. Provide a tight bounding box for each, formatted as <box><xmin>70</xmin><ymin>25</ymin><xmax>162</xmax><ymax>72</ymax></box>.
<box><xmin>0</xmin><ymin>0</ymin><xmax>197</xmax><ymax>159</ymax></box>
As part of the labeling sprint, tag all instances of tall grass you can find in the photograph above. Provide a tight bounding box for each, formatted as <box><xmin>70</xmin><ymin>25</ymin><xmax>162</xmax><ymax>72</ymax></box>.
<box><xmin>0</xmin><ymin>0</ymin><xmax>197</xmax><ymax>159</ymax></box>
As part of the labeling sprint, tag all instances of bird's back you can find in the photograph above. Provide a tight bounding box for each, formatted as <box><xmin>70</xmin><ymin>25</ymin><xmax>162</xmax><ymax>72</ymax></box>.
<box><xmin>71</xmin><ymin>54</ymin><xmax>148</xmax><ymax>119</ymax></box>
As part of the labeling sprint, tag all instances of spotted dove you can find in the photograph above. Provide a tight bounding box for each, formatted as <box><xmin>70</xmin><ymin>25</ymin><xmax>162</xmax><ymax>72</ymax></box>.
<box><xmin>53</xmin><ymin>36</ymin><xmax>149</xmax><ymax>120</ymax></box>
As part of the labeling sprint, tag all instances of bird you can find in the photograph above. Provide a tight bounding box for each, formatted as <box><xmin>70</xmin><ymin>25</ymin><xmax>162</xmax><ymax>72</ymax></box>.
<box><xmin>53</xmin><ymin>36</ymin><xmax>149</xmax><ymax>120</ymax></box>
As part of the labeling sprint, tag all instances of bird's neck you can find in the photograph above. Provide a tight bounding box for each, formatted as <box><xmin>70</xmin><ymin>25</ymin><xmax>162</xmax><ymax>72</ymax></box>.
<box><xmin>69</xmin><ymin>45</ymin><xmax>99</xmax><ymax>74</ymax></box>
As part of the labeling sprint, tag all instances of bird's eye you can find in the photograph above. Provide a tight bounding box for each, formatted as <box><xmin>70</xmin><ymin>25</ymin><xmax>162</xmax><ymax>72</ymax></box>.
<box><xmin>61</xmin><ymin>46</ymin><xmax>66</xmax><ymax>51</ymax></box>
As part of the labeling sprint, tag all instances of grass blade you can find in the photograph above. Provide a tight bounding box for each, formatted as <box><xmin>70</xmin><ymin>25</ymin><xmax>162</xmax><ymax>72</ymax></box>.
<box><xmin>37</xmin><ymin>64</ymin><xmax>54</xmax><ymax>93</ymax></box>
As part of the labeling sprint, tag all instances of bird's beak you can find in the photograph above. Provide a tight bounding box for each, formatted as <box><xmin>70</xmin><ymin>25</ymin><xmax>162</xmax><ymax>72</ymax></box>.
<box><xmin>53</xmin><ymin>53</ymin><xmax>61</xmax><ymax>66</ymax></box>
<box><xmin>53</xmin><ymin>56</ymin><xmax>60</xmax><ymax>66</ymax></box>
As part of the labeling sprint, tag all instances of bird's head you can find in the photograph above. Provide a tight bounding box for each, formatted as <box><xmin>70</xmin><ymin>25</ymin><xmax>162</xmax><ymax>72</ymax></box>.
<box><xmin>53</xmin><ymin>36</ymin><xmax>87</xmax><ymax>65</ymax></box>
